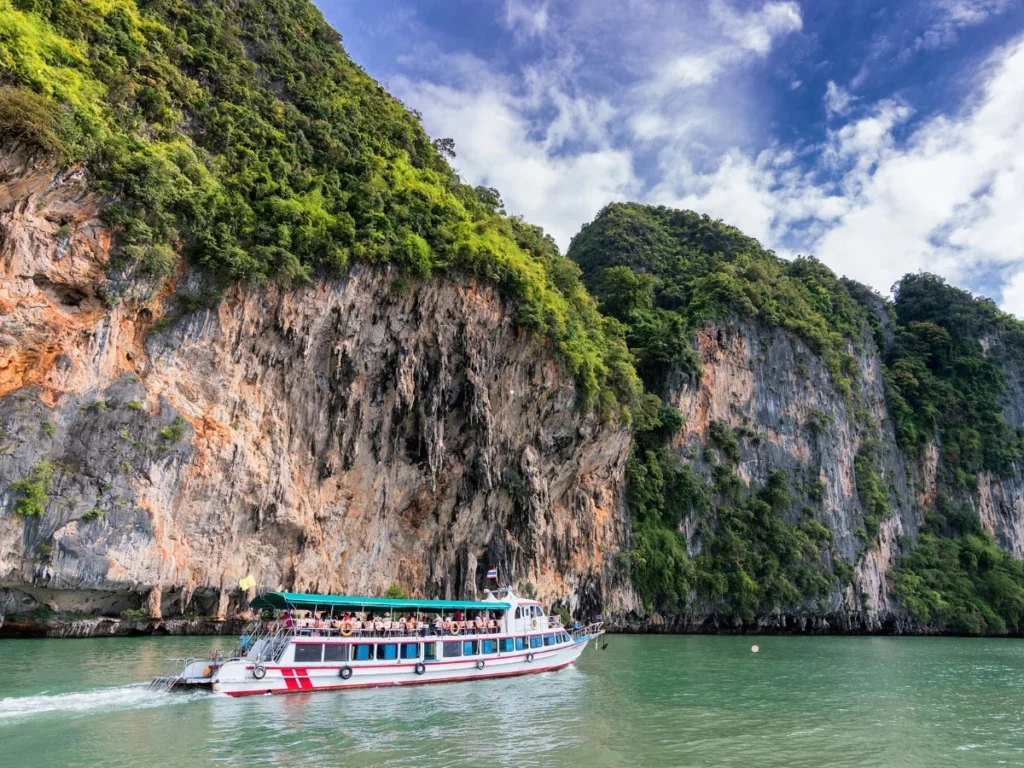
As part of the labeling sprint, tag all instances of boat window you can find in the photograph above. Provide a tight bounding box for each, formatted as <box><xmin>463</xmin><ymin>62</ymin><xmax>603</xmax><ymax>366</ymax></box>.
<box><xmin>499</xmin><ymin>638</ymin><xmax>514</xmax><ymax>652</ymax></box>
<box><xmin>463</xmin><ymin>640</ymin><xmax>478</xmax><ymax>656</ymax></box>
<box><xmin>543</xmin><ymin>634</ymin><xmax>555</xmax><ymax>646</ymax></box>
<box><xmin>293</xmin><ymin>643</ymin><xmax>323</xmax><ymax>663</ymax></box>
<box><xmin>424</xmin><ymin>642</ymin><xmax>437</xmax><ymax>661</ymax></box>
<box><xmin>530</xmin><ymin>635</ymin><xmax>542</xmax><ymax>649</ymax></box>
<box><xmin>443</xmin><ymin>641</ymin><xmax>462</xmax><ymax>658</ymax></box>
<box><xmin>481</xmin><ymin>640</ymin><xmax>496</xmax><ymax>654</ymax></box>
<box><xmin>377</xmin><ymin>644</ymin><xmax>398</xmax><ymax>660</ymax></box>
<box><xmin>514</xmin><ymin>607</ymin><xmax>521</xmax><ymax>619</ymax></box>
<box><xmin>400</xmin><ymin>643</ymin><xmax>419</xmax><ymax>660</ymax></box>
<box><xmin>562</xmin><ymin>633</ymin><xmax>571</xmax><ymax>643</ymax></box>
<box><xmin>353</xmin><ymin>644</ymin><xmax>373</xmax><ymax>661</ymax></box>
<box><xmin>515</xmin><ymin>637</ymin><xmax>526</xmax><ymax>651</ymax></box>
<box><xmin>324</xmin><ymin>644</ymin><xmax>349</xmax><ymax>662</ymax></box>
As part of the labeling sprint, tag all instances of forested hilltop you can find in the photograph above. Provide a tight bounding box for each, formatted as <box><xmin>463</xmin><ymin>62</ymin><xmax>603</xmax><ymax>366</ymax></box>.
<box><xmin>2</xmin><ymin>0</ymin><xmax>1024</xmax><ymax>636</ymax></box>
<box><xmin>570</xmin><ymin>204</ymin><xmax>1024</xmax><ymax>635</ymax></box>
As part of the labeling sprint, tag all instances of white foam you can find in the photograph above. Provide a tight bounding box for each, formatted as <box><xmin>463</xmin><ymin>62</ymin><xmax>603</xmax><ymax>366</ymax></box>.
<box><xmin>0</xmin><ymin>684</ymin><xmax>205</xmax><ymax>722</ymax></box>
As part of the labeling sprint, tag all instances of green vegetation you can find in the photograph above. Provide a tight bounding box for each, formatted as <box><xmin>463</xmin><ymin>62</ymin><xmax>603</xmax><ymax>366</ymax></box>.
<box><xmin>623</xmin><ymin>410</ymin><xmax>840</xmax><ymax>616</ymax></box>
<box><xmin>9</xmin><ymin>461</ymin><xmax>55</xmax><ymax>516</ymax></box>
<box><xmin>570</xmin><ymin>204</ymin><xmax>872</xmax><ymax>392</ymax></box>
<box><xmin>158</xmin><ymin>415</ymin><xmax>187</xmax><ymax>443</ymax></box>
<box><xmin>120</xmin><ymin>608</ymin><xmax>148</xmax><ymax>620</ymax></box>
<box><xmin>883</xmin><ymin>273</ymin><xmax>1024</xmax><ymax>486</ymax></box>
<box><xmin>82</xmin><ymin>507</ymin><xmax>104</xmax><ymax>521</ymax></box>
<box><xmin>893</xmin><ymin>498</ymin><xmax>1024</xmax><ymax>635</ymax></box>
<box><xmin>383</xmin><ymin>584</ymin><xmax>408</xmax><ymax>600</ymax></box>
<box><xmin>853</xmin><ymin>439</ymin><xmax>889</xmax><ymax>543</ymax></box>
<box><xmin>125</xmin><ymin>399</ymin><xmax>143</xmax><ymax>411</ymax></box>
<box><xmin>572</xmin><ymin>204</ymin><xmax>859</xmax><ymax>616</ymax></box>
<box><xmin>0</xmin><ymin>0</ymin><xmax>639</xmax><ymax>413</ymax></box>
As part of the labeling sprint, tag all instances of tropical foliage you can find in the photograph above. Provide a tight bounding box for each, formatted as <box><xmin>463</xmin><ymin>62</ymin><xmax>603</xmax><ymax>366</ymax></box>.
<box><xmin>0</xmin><ymin>0</ymin><xmax>639</xmax><ymax>413</ymax></box>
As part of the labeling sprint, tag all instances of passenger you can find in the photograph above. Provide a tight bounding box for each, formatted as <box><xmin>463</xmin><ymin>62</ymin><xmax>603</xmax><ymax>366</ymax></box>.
<box><xmin>397</xmin><ymin>616</ymin><xmax>407</xmax><ymax>634</ymax></box>
<box><xmin>283</xmin><ymin>610</ymin><xmax>294</xmax><ymax>629</ymax></box>
<box><xmin>454</xmin><ymin>610</ymin><xmax>464</xmax><ymax>622</ymax></box>
<box><xmin>442</xmin><ymin>617</ymin><xmax>452</xmax><ymax>634</ymax></box>
<box><xmin>433</xmin><ymin>615</ymin><xmax>444</xmax><ymax>634</ymax></box>
<box><xmin>474</xmin><ymin>613</ymin><xmax>485</xmax><ymax>634</ymax></box>
<box><xmin>374</xmin><ymin>616</ymin><xmax>386</xmax><ymax>634</ymax></box>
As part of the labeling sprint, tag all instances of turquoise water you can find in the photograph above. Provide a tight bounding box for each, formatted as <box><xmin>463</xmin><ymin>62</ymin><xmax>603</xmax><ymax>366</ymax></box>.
<box><xmin>1</xmin><ymin>635</ymin><xmax>1023</xmax><ymax>766</ymax></box>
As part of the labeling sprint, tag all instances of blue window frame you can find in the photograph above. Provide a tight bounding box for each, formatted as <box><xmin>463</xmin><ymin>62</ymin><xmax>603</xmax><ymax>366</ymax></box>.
<box><xmin>463</xmin><ymin>640</ymin><xmax>479</xmax><ymax>655</ymax></box>
<box><xmin>353</xmin><ymin>644</ymin><xmax>372</xmax><ymax>661</ymax></box>
<box><xmin>516</xmin><ymin>637</ymin><xmax>526</xmax><ymax>651</ymax></box>
<box><xmin>481</xmin><ymin>640</ymin><xmax>496</xmax><ymax>654</ymax></box>
<box><xmin>424</xmin><ymin>642</ymin><xmax>437</xmax><ymax>660</ymax></box>
<box><xmin>500</xmin><ymin>638</ymin><xmax>514</xmax><ymax>652</ymax></box>
<box><xmin>377</xmin><ymin>644</ymin><xmax>398</xmax><ymax>660</ymax></box>
<box><xmin>529</xmin><ymin>635</ymin><xmax>542</xmax><ymax>649</ymax></box>
<box><xmin>400</xmin><ymin>643</ymin><xmax>419</xmax><ymax>660</ymax></box>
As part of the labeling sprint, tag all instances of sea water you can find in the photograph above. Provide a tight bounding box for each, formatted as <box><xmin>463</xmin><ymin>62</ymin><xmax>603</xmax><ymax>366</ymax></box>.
<box><xmin>1</xmin><ymin>634</ymin><xmax>1023</xmax><ymax>766</ymax></box>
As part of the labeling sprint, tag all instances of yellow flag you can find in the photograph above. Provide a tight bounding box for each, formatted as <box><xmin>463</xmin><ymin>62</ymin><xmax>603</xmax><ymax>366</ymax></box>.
<box><xmin>238</xmin><ymin>575</ymin><xmax>256</xmax><ymax>591</ymax></box>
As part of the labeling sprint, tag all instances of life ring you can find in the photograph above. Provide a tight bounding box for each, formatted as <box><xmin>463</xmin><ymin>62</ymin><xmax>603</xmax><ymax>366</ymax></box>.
<box><xmin>476</xmin><ymin>659</ymin><xmax>485</xmax><ymax>670</ymax></box>
<box><xmin>414</xmin><ymin>662</ymin><xmax>426</xmax><ymax>676</ymax></box>
<box><xmin>340</xmin><ymin>621</ymin><xmax>354</xmax><ymax>637</ymax></box>
<box><xmin>253</xmin><ymin>664</ymin><xmax>266</xmax><ymax>679</ymax></box>
<box><xmin>531</xmin><ymin>618</ymin><xmax>540</xmax><ymax>629</ymax></box>
<box><xmin>339</xmin><ymin>665</ymin><xmax>353</xmax><ymax>680</ymax></box>
<box><xmin>449</xmin><ymin>622</ymin><xmax>461</xmax><ymax>635</ymax></box>
<box><xmin>526</xmin><ymin>653</ymin><xmax>534</xmax><ymax>663</ymax></box>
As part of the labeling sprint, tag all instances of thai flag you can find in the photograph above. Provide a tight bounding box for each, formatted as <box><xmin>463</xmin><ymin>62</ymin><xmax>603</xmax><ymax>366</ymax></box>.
<box><xmin>486</xmin><ymin>568</ymin><xmax>498</xmax><ymax>580</ymax></box>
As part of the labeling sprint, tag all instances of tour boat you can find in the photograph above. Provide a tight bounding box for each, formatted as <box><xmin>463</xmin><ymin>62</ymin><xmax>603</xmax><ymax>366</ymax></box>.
<box><xmin>152</xmin><ymin>587</ymin><xmax>603</xmax><ymax>696</ymax></box>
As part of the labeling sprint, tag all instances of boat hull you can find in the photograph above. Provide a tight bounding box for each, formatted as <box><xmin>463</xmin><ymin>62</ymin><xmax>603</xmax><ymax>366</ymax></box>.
<box><xmin>211</xmin><ymin>635</ymin><xmax>595</xmax><ymax>696</ymax></box>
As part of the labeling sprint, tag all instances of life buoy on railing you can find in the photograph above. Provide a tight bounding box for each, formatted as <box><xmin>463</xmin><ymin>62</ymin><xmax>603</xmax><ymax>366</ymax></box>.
<box><xmin>531</xmin><ymin>618</ymin><xmax>540</xmax><ymax>629</ymax></box>
<box><xmin>476</xmin><ymin>659</ymin><xmax>485</xmax><ymax>670</ymax></box>
<box><xmin>340</xmin><ymin>621</ymin><xmax>354</xmax><ymax>637</ymax></box>
<box><xmin>414</xmin><ymin>662</ymin><xmax>426</xmax><ymax>675</ymax></box>
<box><xmin>449</xmin><ymin>622</ymin><xmax>461</xmax><ymax>635</ymax></box>
<box><xmin>339</xmin><ymin>665</ymin><xmax>353</xmax><ymax>680</ymax></box>
<box><xmin>253</xmin><ymin>664</ymin><xmax>266</xmax><ymax>679</ymax></box>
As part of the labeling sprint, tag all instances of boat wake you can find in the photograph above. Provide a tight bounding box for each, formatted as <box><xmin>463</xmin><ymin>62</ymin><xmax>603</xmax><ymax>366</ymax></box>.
<box><xmin>0</xmin><ymin>684</ymin><xmax>207</xmax><ymax>723</ymax></box>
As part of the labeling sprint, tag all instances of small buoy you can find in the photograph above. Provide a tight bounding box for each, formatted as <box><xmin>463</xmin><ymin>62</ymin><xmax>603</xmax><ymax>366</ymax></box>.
<box><xmin>751</xmin><ymin>645</ymin><xmax>759</xmax><ymax>653</ymax></box>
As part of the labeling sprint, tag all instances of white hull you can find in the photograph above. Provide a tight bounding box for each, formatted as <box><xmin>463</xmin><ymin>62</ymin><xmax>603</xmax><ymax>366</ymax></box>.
<box><xmin>210</xmin><ymin>635</ymin><xmax>594</xmax><ymax>697</ymax></box>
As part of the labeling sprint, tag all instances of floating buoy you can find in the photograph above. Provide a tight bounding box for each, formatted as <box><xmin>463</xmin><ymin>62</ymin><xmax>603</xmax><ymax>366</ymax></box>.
<box><xmin>751</xmin><ymin>645</ymin><xmax>759</xmax><ymax>653</ymax></box>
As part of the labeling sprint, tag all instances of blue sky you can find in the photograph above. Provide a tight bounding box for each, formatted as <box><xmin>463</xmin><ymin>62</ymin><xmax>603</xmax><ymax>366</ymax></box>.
<box><xmin>315</xmin><ymin>1</ymin><xmax>1024</xmax><ymax>313</ymax></box>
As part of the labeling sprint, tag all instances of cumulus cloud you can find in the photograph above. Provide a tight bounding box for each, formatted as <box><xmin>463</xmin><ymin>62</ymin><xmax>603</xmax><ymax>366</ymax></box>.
<box><xmin>387</xmin><ymin>0</ymin><xmax>1024</xmax><ymax>314</ymax></box>
<box><xmin>671</xmin><ymin>36</ymin><xmax>1024</xmax><ymax>302</ymax></box>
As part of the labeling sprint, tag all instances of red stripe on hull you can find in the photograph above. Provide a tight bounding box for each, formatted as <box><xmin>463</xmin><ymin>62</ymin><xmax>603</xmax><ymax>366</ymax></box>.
<box><xmin>222</xmin><ymin>660</ymin><xmax>575</xmax><ymax>697</ymax></box>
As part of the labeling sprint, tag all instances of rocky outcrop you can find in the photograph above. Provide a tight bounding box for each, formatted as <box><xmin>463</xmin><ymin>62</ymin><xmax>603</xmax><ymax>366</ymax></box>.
<box><xmin>660</xmin><ymin>317</ymin><xmax>918</xmax><ymax>631</ymax></box>
<box><xmin>0</xmin><ymin>148</ymin><xmax>634</xmax><ymax>634</ymax></box>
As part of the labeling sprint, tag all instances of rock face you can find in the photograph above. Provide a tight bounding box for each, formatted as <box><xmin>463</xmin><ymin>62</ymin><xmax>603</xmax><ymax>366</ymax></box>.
<box><xmin>0</xmin><ymin>149</ymin><xmax>633</xmax><ymax>632</ymax></box>
<box><xmin>663</xmin><ymin>317</ymin><xmax>918</xmax><ymax>631</ymax></box>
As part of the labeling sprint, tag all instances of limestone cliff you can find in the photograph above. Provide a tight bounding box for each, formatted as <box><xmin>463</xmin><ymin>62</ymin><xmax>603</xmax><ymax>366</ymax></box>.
<box><xmin>0</xmin><ymin>148</ymin><xmax>633</xmax><ymax>634</ymax></box>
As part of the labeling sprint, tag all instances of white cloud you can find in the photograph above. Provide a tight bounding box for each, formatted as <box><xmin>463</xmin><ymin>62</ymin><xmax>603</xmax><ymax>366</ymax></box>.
<box><xmin>386</xmin><ymin>0</ymin><xmax>1024</xmax><ymax>315</ymax></box>
<box><xmin>824</xmin><ymin>80</ymin><xmax>855</xmax><ymax>118</ymax></box>
<box><xmin>504</xmin><ymin>0</ymin><xmax>549</xmax><ymax>39</ymax></box>
<box><xmin>915</xmin><ymin>0</ymin><xmax>1016</xmax><ymax>51</ymax></box>
<box><xmin>394</xmin><ymin>63</ymin><xmax>638</xmax><ymax>247</ymax></box>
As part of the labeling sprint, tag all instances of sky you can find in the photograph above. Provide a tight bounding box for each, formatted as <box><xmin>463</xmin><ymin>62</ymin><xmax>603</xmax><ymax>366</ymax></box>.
<box><xmin>315</xmin><ymin>0</ymin><xmax>1024</xmax><ymax>313</ymax></box>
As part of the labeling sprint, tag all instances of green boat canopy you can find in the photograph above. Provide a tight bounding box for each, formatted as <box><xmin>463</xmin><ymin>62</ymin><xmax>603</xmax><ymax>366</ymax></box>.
<box><xmin>249</xmin><ymin>591</ymin><xmax>510</xmax><ymax>613</ymax></box>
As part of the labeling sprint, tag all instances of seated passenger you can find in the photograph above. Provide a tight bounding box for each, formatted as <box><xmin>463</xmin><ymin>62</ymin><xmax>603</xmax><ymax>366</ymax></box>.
<box><xmin>374</xmin><ymin>617</ymin><xmax>386</xmax><ymax>633</ymax></box>
<box><xmin>433</xmin><ymin>615</ymin><xmax>444</xmax><ymax>634</ymax></box>
<box><xmin>474</xmin><ymin>614</ymin><xmax>484</xmax><ymax>633</ymax></box>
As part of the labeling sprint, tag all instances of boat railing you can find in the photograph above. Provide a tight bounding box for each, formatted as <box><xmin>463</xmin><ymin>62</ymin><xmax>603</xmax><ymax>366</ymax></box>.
<box><xmin>569</xmin><ymin>622</ymin><xmax>604</xmax><ymax>641</ymax></box>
